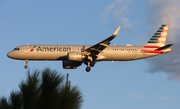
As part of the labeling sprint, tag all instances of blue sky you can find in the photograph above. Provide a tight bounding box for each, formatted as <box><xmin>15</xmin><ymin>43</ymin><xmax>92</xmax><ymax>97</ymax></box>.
<box><xmin>1</xmin><ymin>0</ymin><xmax>180</xmax><ymax>109</ymax></box>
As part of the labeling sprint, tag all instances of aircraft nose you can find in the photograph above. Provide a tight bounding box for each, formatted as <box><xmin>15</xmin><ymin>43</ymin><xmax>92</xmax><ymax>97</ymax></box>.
<box><xmin>7</xmin><ymin>52</ymin><xmax>13</xmax><ymax>58</ymax></box>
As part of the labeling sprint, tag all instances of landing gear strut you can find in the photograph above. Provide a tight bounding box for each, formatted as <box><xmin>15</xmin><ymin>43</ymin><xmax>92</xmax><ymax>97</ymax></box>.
<box><xmin>24</xmin><ymin>60</ymin><xmax>28</xmax><ymax>69</ymax></box>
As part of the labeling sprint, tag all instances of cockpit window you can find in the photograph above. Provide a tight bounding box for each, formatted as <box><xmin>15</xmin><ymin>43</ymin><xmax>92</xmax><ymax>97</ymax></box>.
<box><xmin>13</xmin><ymin>48</ymin><xmax>20</xmax><ymax>50</ymax></box>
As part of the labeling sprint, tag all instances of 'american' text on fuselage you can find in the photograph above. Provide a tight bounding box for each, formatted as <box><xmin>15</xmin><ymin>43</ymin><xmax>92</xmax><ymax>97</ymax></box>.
<box><xmin>36</xmin><ymin>46</ymin><xmax>71</xmax><ymax>52</ymax></box>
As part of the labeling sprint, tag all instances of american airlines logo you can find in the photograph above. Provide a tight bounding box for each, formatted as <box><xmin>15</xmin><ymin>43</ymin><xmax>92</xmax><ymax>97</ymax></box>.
<box><xmin>36</xmin><ymin>46</ymin><xmax>71</xmax><ymax>52</ymax></box>
<box><xmin>30</xmin><ymin>45</ymin><xmax>36</xmax><ymax>52</ymax></box>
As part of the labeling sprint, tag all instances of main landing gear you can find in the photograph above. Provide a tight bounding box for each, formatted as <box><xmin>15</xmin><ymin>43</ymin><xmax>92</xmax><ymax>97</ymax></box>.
<box><xmin>24</xmin><ymin>60</ymin><xmax>28</xmax><ymax>69</ymax></box>
<box><xmin>84</xmin><ymin>61</ymin><xmax>95</xmax><ymax>72</ymax></box>
<box><xmin>86</xmin><ymin>66</ymin><xmax>91</xmax><ymax>72</ymax></box>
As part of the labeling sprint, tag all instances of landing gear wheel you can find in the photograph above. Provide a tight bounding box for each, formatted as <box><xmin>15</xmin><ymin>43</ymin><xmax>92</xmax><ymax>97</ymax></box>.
<box><xmin>24</xmin><ymin>65</ymin><xmax>28</xmax><ymax>69</ymax></box>
<box><xmin>86</xmin><ymin>66</ymin><xmax>91</xmax><ymax>72</ymax></box>
<box><xmin>90</xmin><ymin>62</ymin><xmax>95</xmax><ymax>67</ymax></box>
<box><xmin>24</xmin><ymin>59</ymin><xmax>28</xmax><ymax>69</ymax></box>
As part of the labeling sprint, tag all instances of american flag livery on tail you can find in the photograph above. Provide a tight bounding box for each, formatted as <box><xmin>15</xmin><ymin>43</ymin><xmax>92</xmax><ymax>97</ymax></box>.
<box><xmin>141</xmin><ymin>25</ymin><xmax>173</xmax><ymax>54</ymax></box>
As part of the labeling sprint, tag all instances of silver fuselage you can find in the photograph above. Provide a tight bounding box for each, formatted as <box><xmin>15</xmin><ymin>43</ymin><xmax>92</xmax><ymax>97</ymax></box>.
<box><xmin>7</xmin><ymin>45</ymin><xmax>172</xmax><ymax>61</ymax></box>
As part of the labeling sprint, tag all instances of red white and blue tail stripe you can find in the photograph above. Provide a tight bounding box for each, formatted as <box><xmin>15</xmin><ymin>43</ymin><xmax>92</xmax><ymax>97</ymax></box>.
<box><xmin>141</xmin><ymin>25</ymin><xmax>169</xmax><ymax>54</ymax></box>
<box><xmin>144</xmin><ymin>24</ymin><xmax>169</xmax><ymax>48</ymax></box>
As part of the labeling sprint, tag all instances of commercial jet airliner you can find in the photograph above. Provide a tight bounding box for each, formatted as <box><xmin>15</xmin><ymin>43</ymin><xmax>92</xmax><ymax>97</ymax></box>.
<box><xmin>7</xmin><ymin>25</ymin><xmax>173</xmax><ymax>72</ymax></box>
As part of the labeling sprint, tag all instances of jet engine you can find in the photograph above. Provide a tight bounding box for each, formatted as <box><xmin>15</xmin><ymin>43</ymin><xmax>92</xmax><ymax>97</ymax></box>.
<box><xmin>62</xmin><ymin>60</ymin><xmax>82</xmax><ymax>69</ymax></box>
<box><xmin>67</xmin><ymin>52</ymin><xmax>85</xmax><ymax>61</ymax></box>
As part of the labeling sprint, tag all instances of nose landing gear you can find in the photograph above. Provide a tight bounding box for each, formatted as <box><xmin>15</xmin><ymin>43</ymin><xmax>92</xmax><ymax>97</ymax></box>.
<box><xmin>24</xmin><ymin>60</ymin><xmax>28</xmax><ymax>69</ymax></box>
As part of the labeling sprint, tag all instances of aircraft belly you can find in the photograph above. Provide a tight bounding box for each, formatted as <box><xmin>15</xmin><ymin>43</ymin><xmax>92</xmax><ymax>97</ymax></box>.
<box><xmin>24</xmin><ymin>52</ymin><xmax>67</xmax><ymax>60</ymax></box>
<box><xmin>134</xmin><ymin>54</ymin><xmax>158</xmax><ymax>59</ymax></box>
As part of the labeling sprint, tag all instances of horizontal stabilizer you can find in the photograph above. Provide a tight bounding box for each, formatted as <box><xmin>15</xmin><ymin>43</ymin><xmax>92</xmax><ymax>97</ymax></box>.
<box><xmin>155</xmin><ymin>44</ymin><xmax>173</xmax><ymax>51</ymax></box>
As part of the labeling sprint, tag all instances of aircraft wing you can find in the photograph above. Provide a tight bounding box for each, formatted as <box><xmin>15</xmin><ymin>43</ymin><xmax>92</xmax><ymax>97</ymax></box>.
<box><xmin>83</xmin><ymin>26</ymin><xmax>121</xmax><ymax>56</ymax></box>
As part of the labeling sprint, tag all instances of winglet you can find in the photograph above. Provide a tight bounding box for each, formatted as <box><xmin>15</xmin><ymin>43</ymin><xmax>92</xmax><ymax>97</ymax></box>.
<box><xmin>113</xmin><ymin>26</ymin><xmax>121</xmax><ymax>36</ymax></box>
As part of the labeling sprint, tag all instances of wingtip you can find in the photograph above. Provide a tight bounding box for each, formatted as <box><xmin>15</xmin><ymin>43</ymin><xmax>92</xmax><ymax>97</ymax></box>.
<box><xmin>113</xmin><ymin>26</ymin><xmax>121</xmax><ymax>36</ymax></box>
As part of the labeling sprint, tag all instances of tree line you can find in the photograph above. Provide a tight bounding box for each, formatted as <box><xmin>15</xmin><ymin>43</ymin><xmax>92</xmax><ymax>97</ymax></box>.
<box><xmin>0</xmin><ymin>68</ymin><xmax>83</xmax><ymax>109</ymax></box>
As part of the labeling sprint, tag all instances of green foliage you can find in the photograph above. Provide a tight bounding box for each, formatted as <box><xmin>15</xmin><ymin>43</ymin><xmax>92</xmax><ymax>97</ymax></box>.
<box><xmin>9</xmin><ymin>91</ymin><xmax>22</xmax><ymax>109</ymax></box>
<box><xmin>59</xmin><ymin>86</ymin><xmax>83</xmax><ymax>109</ymax></box>
<box><xmin>0</xmin><ymin>97</ymin><xmax>11</xmax><ymax>109</ymax></box>
<box><xmin>0</xmin><ymin>68</ymin><xmax>83</xmax><ymax>109</ymax></box>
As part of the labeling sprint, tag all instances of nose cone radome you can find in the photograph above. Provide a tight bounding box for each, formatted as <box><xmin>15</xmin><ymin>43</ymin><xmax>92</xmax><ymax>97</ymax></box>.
<box><xmin>7</xmin><ymin>52</ymin><xmax>13</xmax><ymax>58</ymax></box>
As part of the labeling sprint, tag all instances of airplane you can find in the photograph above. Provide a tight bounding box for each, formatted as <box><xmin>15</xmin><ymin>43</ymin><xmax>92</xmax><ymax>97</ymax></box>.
<box><xmin>7</xmin><ymin>24</ymin><xmax>173</xmax><ymax>72</ymax></box>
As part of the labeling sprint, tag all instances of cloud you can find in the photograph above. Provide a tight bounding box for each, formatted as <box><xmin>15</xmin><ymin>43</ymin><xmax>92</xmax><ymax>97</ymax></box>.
<box><xmin>100</xmin><ymin>0</ymin><xmax>132</xmax><ymax>28</ymax></box>
<box><xmin>158</xmin><ymin>96</ymin><xmax>172</xmax><ymax>101</ymax></box>
<box><xmin>146</xmin><ymin>0</ymin><xmax>180</xmax><ymax>80</ymax></box>
<box><xmin>101</xmin><ymin>0</ymin><xmax>180</xmax><ymax>80</ymax></box>
<box><xmin>129</xmin><ymin>92</ymin><xmax>146</xmax><ymax>99</ymax></box>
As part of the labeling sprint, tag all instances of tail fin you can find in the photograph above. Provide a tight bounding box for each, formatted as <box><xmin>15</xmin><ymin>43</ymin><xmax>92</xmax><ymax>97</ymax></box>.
<box><xmin>144</xmin><ymin>24</ymin><xmax>169</xmax><ymax>48</ymax></box>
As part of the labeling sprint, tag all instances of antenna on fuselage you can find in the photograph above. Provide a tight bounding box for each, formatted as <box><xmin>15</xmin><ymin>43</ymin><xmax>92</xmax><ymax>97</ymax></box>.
<box><xmin>81</xmin><ymin>45</ymin><xmax>85</xmax><ymax>52</ymax></box>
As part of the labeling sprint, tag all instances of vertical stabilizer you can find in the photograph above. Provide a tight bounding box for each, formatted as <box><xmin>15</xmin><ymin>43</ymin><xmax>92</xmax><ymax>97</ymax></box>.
<box><xmin>144</xmin><ymin>24</ymin><xmax>169</xmax><ymax>48</ymax></box>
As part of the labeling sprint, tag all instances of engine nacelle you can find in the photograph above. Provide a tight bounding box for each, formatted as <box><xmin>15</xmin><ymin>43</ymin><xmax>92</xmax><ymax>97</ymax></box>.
<box><xmin>62</xmin><ymin>60</ymin><xmax>82</xmax><ymax>69</ymax></box>
<box><xmin>67</xmin><ymin>52</ymin><xmax>85</xmax><ymax>61</ymax></box>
